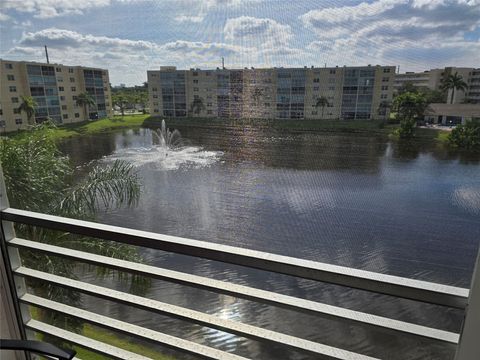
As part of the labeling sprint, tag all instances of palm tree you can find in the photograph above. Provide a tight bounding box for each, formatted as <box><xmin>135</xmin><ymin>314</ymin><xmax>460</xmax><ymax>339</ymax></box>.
<box><xmin>18</xmin><ymin>95</ymin><xmax>37</xmax><ymax>125</ymax></box>
<box><xmin>0</xmin><ymin>123</ymin><xmax>144</xmax><ymax>332</ymax></box>
<box><xmin>441</xmin><ymin>72</ymin><xmax>468</xmax><ymax>104</ymax></box>
<box><xmin>76</xmin><ymin>92</ymin><xmax>96</xmax><ymax>121</ymax></box>
<box><xmin>190</xmin><ymin>97</ymin><xmax>205</xmax><ymax>116</ymax></box>
<box><xmin>315</xmin><ymin>96</ymin><xmax>329</xmax><ymax>118</ymax></box>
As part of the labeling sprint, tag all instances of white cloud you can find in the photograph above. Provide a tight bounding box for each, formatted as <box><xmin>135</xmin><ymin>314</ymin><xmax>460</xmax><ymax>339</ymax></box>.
<box><xmin>300</xmin><ymin>0</ymin><xmax>404</xmax><ymax>26</ymax></box>
<box><xmin>224</xmin><ymin>16</ymin><xmax>293</xmax><ymax>45</ymax></box>
<box><xmin>174</xmin><ymin>15</ymin><xmax>204</xmax><ymax>23</ymax></box>
<box><xmin>301</xmin><ymin>0</ymin><xmax>480</xmax><ymax>71</ymax></box>
<box><xmin>7</xmin><ymin>28</ymin><xmax>257</xmax><ymax>85</ymax></box>
<box><xmin>19</xmin><ymin>28</ymin><xmax>157</xmax><ymax>50</ymax></box>
<box><xmin>0</xmin><ymin>0</ymin><xmax>143</xmax><ymax>20</ymax></box>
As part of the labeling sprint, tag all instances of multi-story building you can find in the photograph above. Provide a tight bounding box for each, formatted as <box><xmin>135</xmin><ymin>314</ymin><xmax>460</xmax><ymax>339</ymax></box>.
<box><xmin>394</xmin><ymin>67</ymin><xmax>480</xmax><ymax>104</ymax></box>
<box><xmin>148</xmin><ymin>65</ymin><xmax>396</xmax><ymax>121</ymax></box>
<box><xmin>393</xmin><ymin>68</ymin><xmax>444</xmax><ymax>92</ymax></box>
<box><xmin>0</xmin><ymin>59</ymin><xmax>112</xmax><ymax>133</ymax></box>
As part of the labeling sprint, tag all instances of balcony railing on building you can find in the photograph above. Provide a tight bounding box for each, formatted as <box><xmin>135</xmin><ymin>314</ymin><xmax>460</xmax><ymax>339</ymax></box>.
<box><xmin>1</xmin><ymin>174</ymin><xmax>479</xmax><ymax>359</ymax></box>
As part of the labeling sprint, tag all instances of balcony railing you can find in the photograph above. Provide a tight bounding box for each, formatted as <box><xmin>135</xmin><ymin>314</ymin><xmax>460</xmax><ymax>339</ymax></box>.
<box><xmin>1</xmin><ymin>187</ymin><xmax>479</xmax><ymax>359</ymax></box>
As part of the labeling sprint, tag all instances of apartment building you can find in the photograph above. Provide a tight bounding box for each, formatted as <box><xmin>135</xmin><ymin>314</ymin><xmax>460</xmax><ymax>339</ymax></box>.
<box><xmin>0</xmin><ymin>59</ymin><xmax>112</xmax><ymax>133</ymax></box>
<box><xmin>393</xmin><ymin>69</ymin><xmax>444</xmax><ymax>92</ymax></box>
<box><xmin>148</xmin><ymin>65</ymin><xmax>396</xmax><ymax>121</ymax></box>
<box><xmin>394</xmin><ymin>67</ymin><xmax>480</xmax><ymax>104</ymax></box>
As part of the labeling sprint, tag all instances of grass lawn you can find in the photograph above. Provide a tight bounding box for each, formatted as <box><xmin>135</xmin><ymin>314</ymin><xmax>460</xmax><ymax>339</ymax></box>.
<box><xmin>74</xmin><ymin>324</ymin><xmax>177</xmax><ymax>360</ymax></box>
<box><xmin>54</xmin><ymin>114</ymin><xmax>149</xmax><ymax>140</ymax></box>
<box><xmin>5</xmin><ymin>114</ymin><xmax>150</xmax><ymax>141</ymax></box>
<box><xmin>144</xmin><ymin>116</ymin><xmax>393</xmax><ymax>134</ymax></box>
<box><xmin>31</xmin><ymin>307</ymin><xmax>176</xmax><ymax>360</ymax></box>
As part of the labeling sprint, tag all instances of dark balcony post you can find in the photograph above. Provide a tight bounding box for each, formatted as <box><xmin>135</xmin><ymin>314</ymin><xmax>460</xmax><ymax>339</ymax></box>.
<box><xmin>0</xmin><ymin>165</ymin><xmax>30</xmax><ymax>360</ymax></box>
<box><xmin>455</xmin><ymin>247</ymin><xmax>480</xmax><ymax>360</ymax></box>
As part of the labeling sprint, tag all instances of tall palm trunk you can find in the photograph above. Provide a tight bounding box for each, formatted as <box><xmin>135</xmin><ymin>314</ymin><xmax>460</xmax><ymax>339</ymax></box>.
<box><xmin>450</xmin><ymin>89</ymin><xmax>455</xmax><ymax>104</ymax></box>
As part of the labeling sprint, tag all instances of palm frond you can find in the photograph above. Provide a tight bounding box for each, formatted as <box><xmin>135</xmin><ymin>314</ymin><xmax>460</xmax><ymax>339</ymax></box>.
<box><xmin>60</xmin><ymin>160</ymin><xmax>141</xmax><ymax>216</ymax></box>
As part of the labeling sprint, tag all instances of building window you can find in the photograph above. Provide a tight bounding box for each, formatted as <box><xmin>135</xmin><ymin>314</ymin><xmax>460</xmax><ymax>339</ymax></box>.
<box><xmin>68</xmin><ymin>68</ymin><xmax>74</xmax><ymax>73</ymax></box>
<box><xmin>194</xmin><ymin>87</ymin><xmax>199</xmax><ymax>91</ymax></box>
<box><xmin>313</xmin><ymin>86</ymin><xmax>319</xmax><ymax>91</ymax></box>
<box><xmin>328</xmin><ymin>78</ymin><xmax>335</xmax><ymax>84</ymax></box>
<box><xmin>11</xmin><ymin>97</ymin><xmax>19</xmax><ymax>103</ymax></box>
<box><xmin>0</xmin><ymin>109</ymin><xmax>2</xmax><ymax>115</ymax></box>
<box><xmin>329</xmin><ymin>69</ymin><xmax>336</xmax><ymax>74</ymax></box>
<box><xmin>153</xmin><ymin>95</ymin><xmax>158</xmax><ymax>98</ymax></box>
<box><xmin>60</xmin><ymin>96</ymin><xmax>66</xmax><ymax>101</ymax></box>
<box><xmin>14</xmin><ymin>108</ymin><xmax>21</xmax><ymax>114</ymax></box>
<box><xmin>207</xmin><ymin>110</ymin><xmax>212</xmax><ymax>114</ymax></box>
<box><xmin>62</xmin><ymin>105</ymin><xmax>67</xmax><ymax>110</ymax></box>
<box><xmin>9</xmin><ymin>86</ymin><xmax>17</xmax><ymax>92</ymax></box>
<box><xmin>328</xmin><ymin>86</ymin><xmax>335</xmax><ymax>91</ymax></box>
<box><xmin>206</xmin><ymin>72</ymin><xmax>211</xmax><ymax>76</ymax></box>
<box><xmin>382</xmin><ymin>77</ymin><xmax>389</xmax><ymax>82</ymax></box>
<box><xmin>381</xmin><ymin>94</ymin><xmax>388</xmax><ymax>99</ymax></box>
<box><xmin>5</xmin><ymin>63</ymin><xmax>13</xmax><ymax>69</ymax></box>
<box><xmin>72</xmin><ymin>96</ymin><xmax>78</xmax><ymax>101</ymax></box>
<box><xmin>56</xmin><ymin>67</ymin><xmax>62</xmax><ymax>72</ymax></box>
<box><xmin>207</xmin><ymin>102</ymin><xmax>212</xmax><ymax>107</ymax></box>
<box><xmin>193</xmin><ymin>72</ymin><xmax>198</xmax><ymax>76</ymax></box>
<box><xmin>63</xmin><ymin>114</ymin><xmax>68</xmax><ymax>120</ymax></box>
<box><xmin>7</xmin><ymin>74</ymin><xmax>15</xmax><ymax>81</ymax></box>
<box><xmin>57</xmin><ymin>76</ymin><xmax>63</xmax><ymax>82</ymax></box>
<box><xmin>153</xmin><ymin>108</ymin><xmax>159</xmax><ymax>113</ymax></box>
<box><xmin>74</xmin><ymin>113</ymin><xmax>80</xmax><ymax>118</ymax></box>
<box><xmin>193</xmin><ymin>80</ymin><xmax>199</xmax><ymax>84</ymax></box>
<box><xmin>152</xmin><ymin>87</ymin><xmax>157</xmax><ymax>92</ymax></box>
<box><xmin>15</xmin><ymin>118</ymin><xmax>22</xmax><ymax>124</ymax></box>
<box><xmin>265</xmin><ymin>102</ymin><xmax>270</xmax><ymax>107</ymax></box>
<box><xmin>313</xmin><ymin>78</ymin><xmax>320</xmax><ymax>83</ymax></box>
<box><xmin>383</xmin><ymin>68</ymin><xmax>391</xmax><ymax>73</ymax></box>
<box><xmin>70</xmin><ymin>77</ymin><xmax>75</xmax><ymax>82</ymax></box>
<box><xmin>194</xmin><ymin>95</ymin><xmax>199</xmax><ymax>99</ymax></box>
<box><xmin>312</xmin><ymin>111</ymin><xmax>318</xmax><ymax>115</ymax></box>
<box><xmin>59</xmin><ymin>86</ymin><xmax>64</xmax><ymax>91</ymax></box>
<box><xmin>0</xmin><ymin>120</ymin><xmax>5</xmax><ymax>127</ymax></box>
<box><xmin>381</xmin><ymin>85</ymin><xmax>389</xmax><ymax>90</ymax></box>
<box><xmin>71</xmin><ymin>86</ymin><xmax>76</xmax><ymax>92</ymax></box>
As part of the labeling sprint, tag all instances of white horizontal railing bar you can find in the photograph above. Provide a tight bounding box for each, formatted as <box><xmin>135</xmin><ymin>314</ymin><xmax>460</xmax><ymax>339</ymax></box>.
<box><xmin>17</xmin><ymin>268</ymin><xmax>380</xmax><ymax>359</ymax></box>
<box><xmin>20</xmin><ymin>293</ymin><xmax>377</xmax><ymax>360</ymax></box>
<box><xmin>1</xmin><ymin>208</ymin><xmax>469</xmax><ymax>309</ymax></box>
<box><xmin>25</xmin><ymin>319</ymin><xmax>154</xmax><ymax>360</ymax></box>
<box><xmin>10</xmin><ymin>239</ymin><xmax>460</xmax><ymax>344</ymax></box>
<box><xmin>24</xmin><ymin>300</ymin><xmax>251</xmax><ymax>360</ymax></box>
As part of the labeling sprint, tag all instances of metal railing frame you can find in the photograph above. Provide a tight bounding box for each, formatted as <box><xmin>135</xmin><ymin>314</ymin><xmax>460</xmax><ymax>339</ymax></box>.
<box><xmin>1</xmin><ymin>165</ymin><xmax>479</xmax><ymax>359</ymax></box>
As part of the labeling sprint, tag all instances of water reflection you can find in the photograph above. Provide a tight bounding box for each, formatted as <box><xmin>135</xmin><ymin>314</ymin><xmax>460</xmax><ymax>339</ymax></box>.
<box><xmin>59</xmin><ymin>125</ymin><xmax>480</xmax><ymax>360</ymax></box>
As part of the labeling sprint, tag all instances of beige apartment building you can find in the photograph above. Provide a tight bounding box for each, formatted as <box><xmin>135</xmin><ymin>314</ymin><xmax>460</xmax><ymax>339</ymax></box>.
<box><xmin>394</xmin><ymin>67</ymin><xmax>480</xmax><ymax>104</ymax></box>
<box><xmin>148</xmin><ymin>65</ymin><xmax>396</xmax><ymax>121</ymax></box>
<box><xmin>0</xmin><ymin>59</ymin><xmax>112</xmax><ymax>133</ymax></box>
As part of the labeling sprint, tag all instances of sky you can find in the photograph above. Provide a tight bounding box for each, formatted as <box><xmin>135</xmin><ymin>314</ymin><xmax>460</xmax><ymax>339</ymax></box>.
<box><xmin>0</xmin><ymin>0</ymin><xmax>479</xmax><ymax>86</ymax></box>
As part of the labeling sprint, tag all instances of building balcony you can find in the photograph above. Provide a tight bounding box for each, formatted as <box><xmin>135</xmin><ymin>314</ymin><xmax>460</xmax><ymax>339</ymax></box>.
<box><xmin>1</xmin><ymin>207</ymin><xmax>480</xmax><ymax>359</ymax></box>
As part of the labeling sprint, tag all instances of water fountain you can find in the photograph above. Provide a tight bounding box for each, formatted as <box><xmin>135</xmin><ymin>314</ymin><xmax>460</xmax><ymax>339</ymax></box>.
<box><xmin>152</xmin><ymin>120</ymin><xmax>183</xmax><ymax>156</ymax></box>
<box><xmin>105</xmin><ymin>119</ymin><xmax>222</xmax><ymax>170</ymax></box>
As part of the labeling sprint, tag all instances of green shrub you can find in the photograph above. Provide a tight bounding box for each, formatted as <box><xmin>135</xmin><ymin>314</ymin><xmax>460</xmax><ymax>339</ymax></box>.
<box><xmin>448</xmin><ymin>119</ymin><xmax>480</xmax><ymax>150</ymax></box>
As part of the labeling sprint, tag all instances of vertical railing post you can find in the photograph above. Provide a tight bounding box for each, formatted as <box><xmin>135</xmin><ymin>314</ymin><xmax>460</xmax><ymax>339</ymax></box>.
<box><xmin>0</xmin><ymin>164</ymin><xmax>31</xmax><ymax>359</ymax></box>
<box><xmin>455</xmin><ymin>247</ymin><xmax>480</xmax><ymax>360</ymax></box>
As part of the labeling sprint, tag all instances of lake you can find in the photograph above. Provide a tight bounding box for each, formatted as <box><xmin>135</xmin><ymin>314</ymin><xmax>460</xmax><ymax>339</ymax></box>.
<box><xmin>60</xmin><ymin>125</ymin><xmax>480</xmax><ymax>359</ymax></box>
